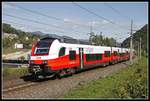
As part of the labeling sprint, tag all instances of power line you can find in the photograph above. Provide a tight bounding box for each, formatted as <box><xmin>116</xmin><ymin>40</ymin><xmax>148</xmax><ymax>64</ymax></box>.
<box><xmin>104</xmin><ymin>2</ymin><xmax>131</xmax><ymax>21</ymax></box>
<box><xmin>6</xmin><ymin>3</ymin><xmax>92</xmax><ymax>29</ymax></box>
<box><xmin>72</xmin><ymin>2</ymin><xmax>115</xmax><ymax>24</ymax></box>
<box><xmin>7</xmin><ymin>3</ymin><xmax>62</xmax><ymax>21</ymax></box>
<box><xmin>2</xmin><ymin>20</ymin><xmax>85</xmax><ymax>40</ymax></box>
<box><xmin>72</xmin><ymin>2</ymin><xmax>130</xmax><ymax>31</ymax></box>
<box><xmin>6</xmin><ymin>3</ymin><xmax>130</xmax><ymax>37</ymax></box>
<box><xmin>3</xmin><ymin>13</ymin><xmax>62</xmax><ymax>29</ymax></box>
<box><xmin>3</xmin><ymin>13</ymin><xmax>86</xmax><ymax>34</ymax></box>
<box><xmin>2</xmin><ymin>20</ymin><xmax>66</xmax><ymax>34</ymax></box>
<box><xmin>4</xmin><ymin>3</ymin><xmax>138</xmax><ymax>44</ymax></box>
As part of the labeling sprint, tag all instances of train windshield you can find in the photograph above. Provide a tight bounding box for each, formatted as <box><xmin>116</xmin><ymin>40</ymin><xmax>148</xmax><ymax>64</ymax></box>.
<box><xmin>35</xmin><ymin>40</ymin><xmax>52</xmax><ymax>55</ymax></box>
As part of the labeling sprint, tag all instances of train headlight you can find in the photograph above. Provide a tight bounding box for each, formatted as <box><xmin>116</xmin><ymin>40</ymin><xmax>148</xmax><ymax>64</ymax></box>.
<box><xmin>43</xmin><ymin>60</ymin><xmax>47</xmax><ymax>64</ymax></box>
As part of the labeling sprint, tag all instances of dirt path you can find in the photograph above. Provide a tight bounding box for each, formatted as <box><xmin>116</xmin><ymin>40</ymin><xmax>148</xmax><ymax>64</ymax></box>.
<box><xmin>2</xmin><ymin>59</ymin><xmax>136</xmax><ymax>99</ymax></box>
<box><xmin>2</xmin><ymin>50</ymin><xmax>31</xmax><ymax>60</ymax></box>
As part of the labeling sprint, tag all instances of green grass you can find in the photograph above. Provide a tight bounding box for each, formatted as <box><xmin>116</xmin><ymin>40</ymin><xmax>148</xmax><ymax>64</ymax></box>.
<box><xmin>64</xmin><ymin>57</ymin><xmax>148</xmax><ymax>99</ymax></box>
<box><xmin>2</xmin><ymin>67</ymin><xmax>28</xmax><ymax>80</ymax></box>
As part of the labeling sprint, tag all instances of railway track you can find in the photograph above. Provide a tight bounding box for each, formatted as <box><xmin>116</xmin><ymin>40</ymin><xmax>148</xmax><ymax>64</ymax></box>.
<box><xmin>2</xmin><ymin>63</ymin><xmax>29</xmax><ymax>68</ymax></box>
<box><xmin>3</xmin><ymin>82</ymin><xmax>36</xmax><ymax>93</ymax></box>
<box><xmin>2</xmin><ymin>59</ymin><xmax>29</xmax><ymax>64</ymax></box>
<box><xmin>2</xmin><ymin>74</ymin><xmax>55</xmax><ymax>93</ymax></box>
<box><xmin>2</xmin><ymin>61</ymin><xmax>131</xmax><ymax>95</ymax></box>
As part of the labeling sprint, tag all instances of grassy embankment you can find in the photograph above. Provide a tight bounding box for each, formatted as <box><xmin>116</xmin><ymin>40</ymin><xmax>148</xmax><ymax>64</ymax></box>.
<box><xmin>64</xmin><ymin>57</ymin><xmax>148</xmax><ymax>99</ymax></box>
<box><xmin>2</xmin><ymin>67</ymin><xmax>28</xmax><ymax>80</ymax></box>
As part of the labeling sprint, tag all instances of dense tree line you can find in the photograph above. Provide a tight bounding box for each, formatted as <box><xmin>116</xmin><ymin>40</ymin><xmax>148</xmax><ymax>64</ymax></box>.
<box><xmin>90</xmin><ymin>32</ymin><xmax>117</xmax><ymax>47</ymax></box>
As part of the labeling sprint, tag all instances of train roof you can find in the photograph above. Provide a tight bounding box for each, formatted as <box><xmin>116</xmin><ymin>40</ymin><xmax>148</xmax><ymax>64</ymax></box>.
<box><xmin>40</xmin><ymin>36</ymin><xmax>129</xmax><ymax>51</ymax></box>
<box><xmin>40</xmin><ymin>36</ymin><xmax>90</xmax><ymax>45</ymax></box>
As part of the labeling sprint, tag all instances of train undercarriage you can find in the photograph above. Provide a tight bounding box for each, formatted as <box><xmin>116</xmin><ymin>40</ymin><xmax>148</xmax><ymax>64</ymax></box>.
<box><xmin>28</xmin><ymin>58</ymin><xmax>129</xmax><ymax>80</ymax></box>
<box><xmin>28</xmin><ymin>64</ymin><xmax>77</xmax><ymax>80</ymax></box>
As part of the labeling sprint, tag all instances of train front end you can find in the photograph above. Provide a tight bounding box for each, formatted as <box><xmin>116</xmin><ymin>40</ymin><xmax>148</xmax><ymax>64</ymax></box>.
<box><xmin>28</xmin><ymin>37</ymin><xmax>60</xmax><ymax>79</ymax></box>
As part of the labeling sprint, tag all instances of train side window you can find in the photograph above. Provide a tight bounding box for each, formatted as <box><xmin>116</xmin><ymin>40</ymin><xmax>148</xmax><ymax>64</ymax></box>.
<box><xmin>114</xmin><ymin>51</ymin><xmax>118</xmax><ymax>56</ymax></box>
<box><xmin>69</xmin><ymin>51</ymin><xmax>76</xmax><ymax>60</ymax></box>
<box><xmin>119</xmin><ymin>53</ymin><xmax>125</xmax><ymax>56</ymax></box>
<box><xmin>86</xmin><ymin>54</ymin><xmax>94</xmax><ymax>61</ymax></box>
<box><xmin>86</xmin><ymin>54</ymin><xmax>102</xmax><ymax>62</ymax></box>
<box><xmin>59</xmin><ymin>47</ymin><xmax>66</xmax><ymax>57</ymax></box>
<box><xmin>105</xmin><ymin>51</ymin><xmax>110</xmax><ymax>57</ymax></box>
<box><xmin>96</xmin><ymin>54</ymin><xmax>102</xmax><ymax>60</ymax></box>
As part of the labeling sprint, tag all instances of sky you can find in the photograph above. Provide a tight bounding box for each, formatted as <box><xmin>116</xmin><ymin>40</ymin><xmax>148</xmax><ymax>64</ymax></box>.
<box><xmin>2</xmin><ymin>2</ymin><xmax>148</xmax><ymax>43</ymax></box>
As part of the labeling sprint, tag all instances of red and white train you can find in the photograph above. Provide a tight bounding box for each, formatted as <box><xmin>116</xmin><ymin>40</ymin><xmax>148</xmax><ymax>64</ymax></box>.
<box><xmin>29</xmin><ymin>37</ymin><xmax>131</xmax><ymax>79</ymax></box>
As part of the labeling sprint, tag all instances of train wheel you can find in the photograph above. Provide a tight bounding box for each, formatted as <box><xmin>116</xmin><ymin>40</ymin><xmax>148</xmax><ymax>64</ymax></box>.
<box><xmin>57</xmin><ymin>70</ymin><xmax>66</xmax><ymax>79</ymax></box>
<box><xmin>105</xmin><ymin>62</ymin><xmax>109</xmax><ymax>66</ymax></box>
<box><xmin>111</xmin><ymin>61</ymin><xmax>114</xmax><ymax>65</ymax></box>
<box><xmin>32</xmin><ymin>74</ymin><xmax>40</xmax><ymax>81</ymax></box>
<box><xmin>103</xmin><ymin>63</ymin><xmax>106</xmax><ymax>67</ymax></box>
<box><xmin>69</xmin><ymin>68</ymin><xmax>76</xmax><ymax>75</ymax></box>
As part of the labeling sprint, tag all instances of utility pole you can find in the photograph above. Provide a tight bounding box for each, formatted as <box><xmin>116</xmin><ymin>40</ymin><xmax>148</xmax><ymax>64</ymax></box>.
<box><xmin>89</xmin><ymin>23</ymin><xmax>94</xmax><ymax>45</ymax></box>
<box><xmin>137</xmin><ymin>41</ymin><xmax>140</xmax><ymax>58</ymax></box>
<box><xmin>130</xmin><ymin>20</ymin><xmax>133</xmax><ymax>64</ymax></box>
<box><xmin>78</xmin><ymin>39</ymin><xmax>80</xmax><ymax>44</ymax></box>
<box><xmin>90</xmin><ymin>24</ymin><xmax>93</xmax><ymax>45</ymax></box>
<box><xmin>140</xmin><ymin>37</ymin><xmax>141</xmax><ymax>59</ymax></box>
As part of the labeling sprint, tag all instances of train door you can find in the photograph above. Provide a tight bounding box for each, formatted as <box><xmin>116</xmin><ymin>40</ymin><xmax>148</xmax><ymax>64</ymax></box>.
<box><xmin>79</xmin><ymin>48</ymin><xmax>84</xmax><ymax>69</ymax></box>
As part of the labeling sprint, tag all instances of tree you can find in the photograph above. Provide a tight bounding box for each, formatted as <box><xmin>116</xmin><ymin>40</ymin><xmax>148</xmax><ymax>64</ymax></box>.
<box><xmin>2</xmin><ymin>23</ymin><xmax>40</xmax><ymax>49</ymax></box>
<box><xmin>89</xmin><ymin>32</ymin><xmax>117</xmax><ymax>47</ymax></box>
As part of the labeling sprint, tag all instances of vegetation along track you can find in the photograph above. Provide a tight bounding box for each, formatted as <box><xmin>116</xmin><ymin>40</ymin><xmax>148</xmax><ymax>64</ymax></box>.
<box><xmin>2</xmin><ymin>59</ymin><xmax>135</xmax><ymax>99</ymax></box>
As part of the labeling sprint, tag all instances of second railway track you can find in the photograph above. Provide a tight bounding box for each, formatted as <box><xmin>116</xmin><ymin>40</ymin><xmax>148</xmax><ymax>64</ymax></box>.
<box><xmin>3</xmin><ymin>82</ymin><xmax>36</xmax><ymax>93</ymax></box>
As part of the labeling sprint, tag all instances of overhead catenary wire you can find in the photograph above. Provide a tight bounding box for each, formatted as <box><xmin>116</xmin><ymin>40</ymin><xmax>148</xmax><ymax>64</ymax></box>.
<box><xmin>6</xmin><ymin>3</ymin><xmax>116</xmax><ymax>33</ymax></box>
<box><xmin>3</xmin><ymin>13</ymin><xmax>63</xmax><ymax>29</ymax></box>
<box><xmin>6</xmin><ymin>2</ymin><xmax>128</xmax><ymax>38</ymax></box>
<box><xmin>72</xmin><ymin>2</ymin><xmax>131</xmax><ymax>31</ymax></box>
<box><xmin>4</xmin><ymin>3</ymin><xmax>139</xmax><ymax>43</ymax></box>
<box><xmin>6</xmin><ymin>3</ymin><xmax>62</xmax><ymax>21</ymax></box>
<box><xmin>6</xmin><ymin>3</ymin><xmax>92</xmax><ymax>29</ymax></box>
<box><xmin>3</xmin><ymin>13</ymin><xmax>87</xmax><ymax>35</ymax></box>
<box><xmin>2</xmin><ymin>20</ymin><xmax>66</xmax><ymax>34</ymax></box>
<box><xmin>2</xmin><ymin>20</ymin><xmax>85</xmax><ymax>40</ymax></box>
<box><xmin>103</xmin><ymin>2</ymin><xmax>131</xmax><ymax>21</ymax></box>
<box><xmin>3</xmin><ymin>13</ymin><xmax>130</xmax><ymax>43</ymax></box>
<box><xmin>72</xmin><ymin>2</ymin><xmax>115</xmax><ymax>24</ymax></box>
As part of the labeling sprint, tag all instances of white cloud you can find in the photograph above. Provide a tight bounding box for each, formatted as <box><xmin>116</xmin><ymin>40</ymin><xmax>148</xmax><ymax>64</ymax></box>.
<box><xmin>88</xmin><ymin>21</ymin><xmax>100</xmax><ymax>27</ymax></box>
<box><xmin>53</xmin><ymin>23</ymin><xmax>58</xmax><ymax>27</ymax></box>
<box><xmin>63</xmin><ymin>18</ymin><xmax>70</xmax><ymax>22</ymax></box>
<box><xmin>72</xmin><ymin>25</ymin><xmax>78</xmax><ymax>29</ymax></box>
<box><xmin>102</xmin><ymin>20</ymin><xmax>109</xmax><ymax>24</ymax></box>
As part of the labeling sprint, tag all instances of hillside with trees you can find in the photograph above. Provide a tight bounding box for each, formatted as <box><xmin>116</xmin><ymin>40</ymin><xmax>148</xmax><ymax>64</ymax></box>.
<box><xmin>2</xmin><ymin>23</ymin><xmax>40</xmax><ymax>54</ymax></box>
<box><xmin>121</xmin><ymin>24</ymin><xmax>148</xmax><ymax>55</ymax></box>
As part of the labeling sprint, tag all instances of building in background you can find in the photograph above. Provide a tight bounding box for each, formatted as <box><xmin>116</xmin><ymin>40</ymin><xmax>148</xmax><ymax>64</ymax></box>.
<box><xmin>14</xmin><ymin>43</ymin><xmax>23</xmax><ymax>49</ymax></box>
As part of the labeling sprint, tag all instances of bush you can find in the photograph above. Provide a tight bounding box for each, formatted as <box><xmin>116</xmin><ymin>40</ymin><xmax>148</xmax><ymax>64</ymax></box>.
<box><xmin>112</xmin><ymin>57</ymin><xmax>147</xmax><ymax>98</ymax></box>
